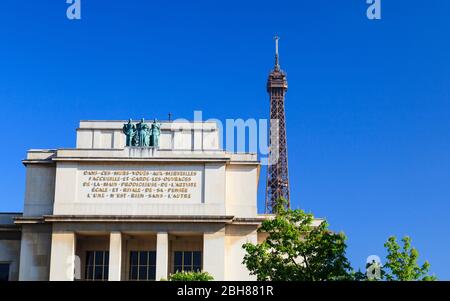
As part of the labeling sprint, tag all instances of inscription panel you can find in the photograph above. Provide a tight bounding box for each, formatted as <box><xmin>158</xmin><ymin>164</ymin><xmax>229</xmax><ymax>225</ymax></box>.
<box><xmin>77</xmin><ymin>165</ymin><xmax>203</xmax><ymax>203</ymax></box>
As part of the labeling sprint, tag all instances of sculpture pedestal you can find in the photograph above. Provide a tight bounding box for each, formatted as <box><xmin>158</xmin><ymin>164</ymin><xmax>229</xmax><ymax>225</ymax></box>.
<box><xmin>126</xmin><ymin>147</ymin><xmax>158</xmax><ymax>158</ymax></box>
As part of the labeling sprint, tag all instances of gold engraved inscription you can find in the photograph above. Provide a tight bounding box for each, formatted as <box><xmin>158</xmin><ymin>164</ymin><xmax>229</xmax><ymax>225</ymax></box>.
<box><xmin>81</xmin><ymin>170</ymin><xmax>198</xmax><ymax>200</ymax></box>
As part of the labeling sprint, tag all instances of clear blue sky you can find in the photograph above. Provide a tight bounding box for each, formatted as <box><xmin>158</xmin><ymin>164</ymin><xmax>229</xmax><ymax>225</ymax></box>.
<box><xmin>1</xmin><ymin>1</ymin><xmax>449</xmax><ymax>279</ymax></box>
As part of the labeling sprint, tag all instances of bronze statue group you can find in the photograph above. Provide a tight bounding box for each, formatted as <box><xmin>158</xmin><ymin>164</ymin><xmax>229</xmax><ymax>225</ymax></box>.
<box><xmin>123</xmin><ymin>119</ymin><xmax>161</xmax><ymax>147</ymax></box>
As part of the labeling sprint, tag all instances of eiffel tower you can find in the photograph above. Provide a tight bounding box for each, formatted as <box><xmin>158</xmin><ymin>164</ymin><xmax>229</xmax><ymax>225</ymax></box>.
<box><xmin>265</xmin><ymin>36</ymin><xmax>290</xmax><ymax>213</ymax></box>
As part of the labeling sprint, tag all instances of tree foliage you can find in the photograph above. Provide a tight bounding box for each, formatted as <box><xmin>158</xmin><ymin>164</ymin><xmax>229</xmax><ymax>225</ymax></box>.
<box><xmin>242</xmin><ymin>198</ymin><xmax>353</xmax><ymax>281</ymax></box>
<box><xmin>168</xmin><ymin>271</ymin><xmax>214</xmax><ymax>281</ymax></box>
<box><xmin>382</xmin><ymin>236</ymin><xmax>436</xmax><ymax>281</ymax></box>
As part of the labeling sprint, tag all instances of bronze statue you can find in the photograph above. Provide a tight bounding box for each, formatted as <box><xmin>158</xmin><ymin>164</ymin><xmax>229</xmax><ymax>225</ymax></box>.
<box><xmin>150</xmin><ymin>119</ymin><xmax>161</xmax><ymax>147</ymax></box>
<box><xmin>122</xmin><ymin>119</ymin><xmax>136</xmax><ymax>147</ymax></box>
<box><xmin>123</xmin><ymin>118</ymin><xmax>160</xmax><ymax>148</ymax></box>
<box><xmin>136</xmin><ymin>118</ymin><xmax>150</xmax><ymax>147</ymax></box>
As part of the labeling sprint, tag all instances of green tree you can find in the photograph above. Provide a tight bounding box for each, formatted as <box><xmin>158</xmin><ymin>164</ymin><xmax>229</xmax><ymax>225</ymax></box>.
<box><xmin>382</xmin><ymin>236</ymin><xmax>437</xmax><ymax>281</ymax></box>
<box><xmin>242</xmin><ymin>198</ymin><xmax>353</xmax><ymax>281</ymax></box>
<box><xmin>168</xmin><ymin>271</ymin><xmax>214</xmax><ymax>281</ymax></box>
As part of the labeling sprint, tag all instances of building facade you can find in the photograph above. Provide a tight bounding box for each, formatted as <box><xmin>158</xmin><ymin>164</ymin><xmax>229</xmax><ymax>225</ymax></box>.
<box><xmin>0</xmin><ymin>120</ymin><xmax>268</xmax><ymax>281</ymax></box>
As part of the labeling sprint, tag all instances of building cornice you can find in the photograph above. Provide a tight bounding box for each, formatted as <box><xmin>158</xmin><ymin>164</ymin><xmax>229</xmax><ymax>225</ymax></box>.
<box><xmin>23</xmin><ymin>156</ymin><xmax>259</xmax><ymax>165</ymax></box>
<box><xmin>16</xmin><ymin>215</ymin><xmax>234</xmax><ymax>224</ymax></box>
<box><xmin>51</xmin><ymin>157</ymin><xmax>232</xmax><ymax>163</ymax></box>
<box><xmin>22</xmin><ymin>160</ymin><xmax>56</xmax><ymax>165</ymax></box>
<box><xmin>13</xmin><ymin>216</ymin><xmax>45</xmax><ymax>224</ymax></box>
<box><xmin>0</xmin><ymin>225</ymin><xmax>22</xmax><ymax>232</ymax></box>
<box><xmin>14</xmin><ymin>215</ymin><xmax>267</xmax><ymax>226</ymax></box>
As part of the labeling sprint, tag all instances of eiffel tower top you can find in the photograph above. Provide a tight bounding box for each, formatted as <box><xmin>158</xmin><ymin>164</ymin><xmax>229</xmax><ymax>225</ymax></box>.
<box><xmin>268</xmin><ymin>36</ymin><xmax>288</xmax><ymax>90</ymax></box>
<box><xmin>274</xmin><ymin>35</ymin><xmax>280</xmax><ymax>71</ymax></box>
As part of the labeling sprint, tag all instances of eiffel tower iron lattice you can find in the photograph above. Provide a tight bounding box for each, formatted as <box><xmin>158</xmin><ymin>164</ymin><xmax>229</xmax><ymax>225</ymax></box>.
<box><xmin>265</xmin><ymin>36</ymin><xmax>290</xmax><ymax>213</ymax></box>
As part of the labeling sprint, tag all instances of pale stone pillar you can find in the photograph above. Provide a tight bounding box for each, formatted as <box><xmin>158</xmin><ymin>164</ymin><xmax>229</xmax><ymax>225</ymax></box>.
<box><xmin>108</xmin><ymin>232</ymin><xmax>122</xmax><ymax>281</ymax></box>
<box><xmin>156</xmin><ymin>232</ymin><xmax>169</xmax><ymax>280</ymax></box>
<box><xmin>49</xmin><ymin>232</ymin><xmax>75</xmax><ymax>281</ymax></box>
<box><xmin>203</xmin><ymin>229</ymin><xmax>225</xmax><ymax>281</ymax></box>
<box><xmin>18</xmin><ymin>225</ymin><xmax>52</xmax><ymax>281</ymax></box>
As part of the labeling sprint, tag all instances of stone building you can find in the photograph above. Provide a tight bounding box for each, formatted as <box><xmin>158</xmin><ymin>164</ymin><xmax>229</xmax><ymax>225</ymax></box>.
<box><xmin>0</xmin><ymin>120</ymin><xmax>268</xmax><ymax>281</ymax></box>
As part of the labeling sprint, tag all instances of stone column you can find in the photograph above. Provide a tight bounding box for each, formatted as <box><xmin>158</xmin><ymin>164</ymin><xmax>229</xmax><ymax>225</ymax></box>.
<box><xmin>49</xmin><ymin>232</ymin><xmax>75</xmax><ymax>281</ymax></box>
<box><xmin>18</xmin><ymin>225</ymin><xmax>52</xmax><ymax>281</ymax></box>
<box><xmin>108</xmin><ymin>232</ymin><xmax>122</xmax><ymax>281</ymax></box>
<box><xmin>156</xmin><ymin>232</ymin><xmax>169</xmax><ymax>280</ymax></box>
<box><xmin>203</xmin><ymin>228</ymin><xmax>225</xmax><ymax>281</ymax></box>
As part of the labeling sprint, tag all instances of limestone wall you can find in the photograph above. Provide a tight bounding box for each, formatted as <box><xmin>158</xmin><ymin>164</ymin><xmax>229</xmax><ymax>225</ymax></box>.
<box><xmin>0</xmin><ymin>239</ymin><xmax>21</xmax><ymax>281</ymax></box>
<box><xmin>76</xmin><ymin>121</ymin><xmax>220</xmax><ymax>151</ymax></box>
<box><xmin>18</xmin><ymin>225</ymin><xmax>52</xmax><ymax>281</ymax></box>
<box><xmin>51</xmin><ymin>160</ymin><xmax>258</xmax><ymax>218</ymax></box>
<box><xmin>23</xmin><ymin>165</ymin><xmax>55</xmax><ymax>217</ymax></box>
